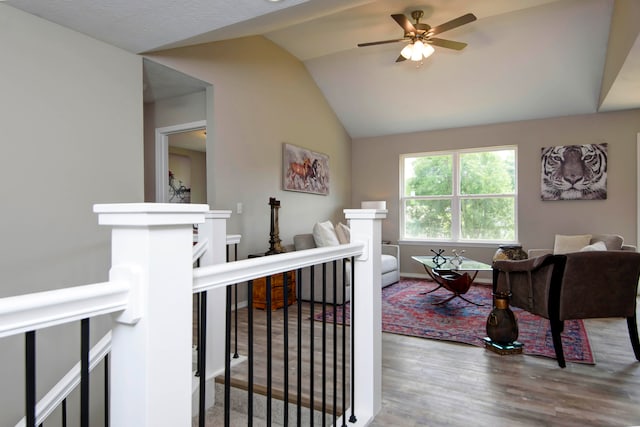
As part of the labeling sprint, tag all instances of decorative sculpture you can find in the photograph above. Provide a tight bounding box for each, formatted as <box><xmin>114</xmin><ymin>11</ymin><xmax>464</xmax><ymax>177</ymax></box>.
<box><xmin>430</xmin><ymin>249</ymin><xmax>446</xmax><ymax>268</ymax></box>
<box><xmin>265</xmin><ymin>197</ymin><xmax>284</xmax><ymax>255</ymax></box>
<box><xmin>451</xmin><ymin>249</ymin><xmax>466</xmax><ymax>267</ymax></box>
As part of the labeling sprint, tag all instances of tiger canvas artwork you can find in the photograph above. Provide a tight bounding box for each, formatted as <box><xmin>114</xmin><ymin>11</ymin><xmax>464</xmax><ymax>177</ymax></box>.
<box><xmin>540</xmin><ymin>143</ymin><xmax>607</xmax><ymax>201</ymax></box>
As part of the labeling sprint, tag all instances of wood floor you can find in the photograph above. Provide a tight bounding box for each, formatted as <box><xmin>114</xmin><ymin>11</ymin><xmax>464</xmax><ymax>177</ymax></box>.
<box><xmin>218</xmin><ymin>295</ymin><xmax>640</xmax><ymax>426</ymax></box>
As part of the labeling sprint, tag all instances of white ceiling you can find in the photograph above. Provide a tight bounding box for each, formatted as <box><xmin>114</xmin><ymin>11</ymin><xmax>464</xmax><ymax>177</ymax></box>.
<box><xmin>5</xmin><ymin>0</ymin><xmax>639</xmax><ymax>139</ymax></box>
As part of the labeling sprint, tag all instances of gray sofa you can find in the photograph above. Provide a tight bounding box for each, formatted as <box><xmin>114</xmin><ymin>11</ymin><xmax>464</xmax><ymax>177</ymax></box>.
<box><xmin>292</xmin><ymin>234</ymin><xmax>399</xmax><ymax>304</ymax></box>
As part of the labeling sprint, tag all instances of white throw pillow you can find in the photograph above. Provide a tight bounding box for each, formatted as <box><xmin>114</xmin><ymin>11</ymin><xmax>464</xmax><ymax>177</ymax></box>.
<box><xmin>553</xmin><ymin>234</ymin><xmax>592</xmax><ymax>254</ymax></box>
<box><xmin>335</xmin><ymin>222</ymin><xmax>351</xmax><ymax>244</ymax></box>
<box><xmin>580</xmin><ymin>241</ymin><xmax>607</xmax><ymax>252</ymax></box>
<box><xmin>312</xmin><ymin>221</ymin><xmax>340</xmax><ymax>247</ymax></box>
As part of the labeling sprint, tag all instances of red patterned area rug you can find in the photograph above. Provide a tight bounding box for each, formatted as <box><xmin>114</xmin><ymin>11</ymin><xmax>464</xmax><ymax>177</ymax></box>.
<box><xmin>316</xmin><ymin>278</ymin><xmax>594</xmax><ymax>364</ymax></box>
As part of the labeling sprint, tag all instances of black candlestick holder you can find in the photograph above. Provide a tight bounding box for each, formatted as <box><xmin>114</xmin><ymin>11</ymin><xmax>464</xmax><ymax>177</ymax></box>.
<box><xmin>265</xmin><ymin>197</ymin><xmax>284</xmax><ymax>255</ymax></box>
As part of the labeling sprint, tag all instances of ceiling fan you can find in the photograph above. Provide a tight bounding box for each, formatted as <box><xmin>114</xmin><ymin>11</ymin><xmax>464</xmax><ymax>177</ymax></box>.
<box><xmin>358</xmin><ymin>10</ymin><xmax>477</xmax><ymax>63</ymax></box>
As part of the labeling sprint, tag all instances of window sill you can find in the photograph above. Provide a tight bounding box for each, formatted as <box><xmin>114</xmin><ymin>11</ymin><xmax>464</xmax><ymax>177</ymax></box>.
<box><xmin>398</xmin><ymin>240</ymin><xmax>521</xmax><ymax>249</ymax></box>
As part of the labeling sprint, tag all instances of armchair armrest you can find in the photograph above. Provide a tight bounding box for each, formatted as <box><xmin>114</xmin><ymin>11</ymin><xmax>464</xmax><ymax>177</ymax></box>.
<box><xmin>382</xmin><ymin>243</ymin><xmax>400</xmax><ymax>259</ymax></box>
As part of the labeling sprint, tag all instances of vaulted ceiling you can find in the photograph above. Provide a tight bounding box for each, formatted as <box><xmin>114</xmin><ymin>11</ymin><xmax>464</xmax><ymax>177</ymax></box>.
<box><xmin>5</xmin><ymin>0</ymin><xmax>639</xmax><ymax>138</ymax></box>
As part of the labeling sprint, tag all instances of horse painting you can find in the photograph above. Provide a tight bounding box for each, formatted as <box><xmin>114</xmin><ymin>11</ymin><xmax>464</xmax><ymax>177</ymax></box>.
<box><xmin>283</xmin><ymin>144</ymin><xmax>329</xmax><ymax>195</ymax></box>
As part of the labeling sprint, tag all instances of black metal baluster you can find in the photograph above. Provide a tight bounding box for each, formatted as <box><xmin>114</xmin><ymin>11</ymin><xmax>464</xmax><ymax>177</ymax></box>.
<box><xmin>62</xmin><ymin>399</ymin><xmax>67</xmax><ymax>427</ymax></box>
<box><xmin>104</xmin><ymin>354</ymin><xmax>109</xmax><ymax>427</ymax></box>
<box><xmin>226</xmin><ymin>243</ymin><xmax>240</xmax><ymax>360</ymax></box>
<box><xmin>310</xmin><ymin>267</ymin><xmax>315</xmax><ymax>427</ymax></box>
<box><xmin>322</xmin><ymin>263</ymin><xmax>327</xmax><ymax>427</ymax></box>
<box><xmin>195</xmin><ymin>292</ymin><xmax>201</xmax><ymax>377</ymax></box>
<box><xmin>266</xmin><ymin>276</ymin><xmax>272</xmax><ymax>426</ymax></box>
<box><xmin>349</xmin><ymin>256</ymin><xmax>357</xmax><ymax>423</ymax></box>
<box><xmin>225</xmin><ymin>285</ymin><xmax>233</xmax><ymax>427</ymax></box>
<box><xmin>233</xmin><ymin>283</ymin><xmax>239</xmax><ymax>359</ymax></box>
<box><xmin>283</xmin><ymin>272</ymin><xmax>289</xmax><ymax>426</ymax></box>
<box><xmin>234</xmin><ymin>244</ymin><xmax>239</xmax><ymax>359</ymax></box>
<box><xmin>248</xmin><ymin>280</ymin><xmax>254</xmax><ymax>426</ymax></box>
<box><xmin>341</xmin><ymin>260</ymin><xmax>347</xmax><ymax>427</ymax></box>
<box><xmin>296</xmin><ymin>268</ymin><xmax>303</xmax><ymax>426</ymax></box>
<box><xmin>25</xmin><ymin>331</ymin><xmax>36</xmax><ymax>427</ymax></box>
<box><xmin>199</xmin><ymin>292</ymin><xmax>207</xmax><ymax>427</ymax></box>
<box><xmin>332</xmin><ymin>260</ymin><xmax>338</xmax><ymax>426</ymax></box>
<box><xmin>195</xmin><ymin>257</ymin><xmax>201</xmax><ymax>379</ymax></box>
<box><xmin>81</xmin><ymin>318</ymin><xmax>90</xmax><ymax>427</ymax></box>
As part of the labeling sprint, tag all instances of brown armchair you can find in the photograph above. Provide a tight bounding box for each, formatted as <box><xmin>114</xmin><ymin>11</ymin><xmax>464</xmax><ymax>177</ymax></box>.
<box><xmin>493</xmin><ymin>251</ymin><xmax>640</xmax><ymax>367</ymax></box>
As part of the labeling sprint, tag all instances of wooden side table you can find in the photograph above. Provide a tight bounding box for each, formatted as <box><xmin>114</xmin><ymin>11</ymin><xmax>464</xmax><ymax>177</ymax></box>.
<box><xmin>252</xmin><ymin>271</ymin><xmax>296</xmax><ymax>310</ymax></box>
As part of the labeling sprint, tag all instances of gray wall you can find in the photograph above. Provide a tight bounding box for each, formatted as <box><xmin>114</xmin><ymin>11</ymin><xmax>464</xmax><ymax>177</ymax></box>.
<box><xmin>145</xmin><ymin>36</ymin><xmax>352</xmax><ymax>258</ymax></box>
<box><xmin>352</xmin><ymin>109</ymin><xmax>640</xmax><ymax>279</ymax></box>
<box><xmin>0</xmin><ymin>5</ymin><xmax>143</xmax><ymax>426</ymax></box>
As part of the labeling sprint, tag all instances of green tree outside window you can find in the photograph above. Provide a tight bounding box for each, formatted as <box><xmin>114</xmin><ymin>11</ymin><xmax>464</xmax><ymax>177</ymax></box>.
<box><xmin>402</xmin><ymin>148</ymin><xmax>516</xmax><ymax>241</ymax></box>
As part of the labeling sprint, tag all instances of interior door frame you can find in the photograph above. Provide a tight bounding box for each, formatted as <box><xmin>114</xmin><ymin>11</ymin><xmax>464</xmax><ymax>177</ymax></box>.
<box><xmin>155</xmin><ymin>120</ymin><xmax>207</xmax><ymax>202</ymax></box>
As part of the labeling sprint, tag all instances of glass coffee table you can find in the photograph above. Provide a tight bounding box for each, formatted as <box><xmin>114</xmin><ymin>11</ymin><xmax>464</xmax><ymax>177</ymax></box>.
<box><xmin>411</xmin><ymin>255</ymin><xmax>492</xmax><ymax>306</ymax></box>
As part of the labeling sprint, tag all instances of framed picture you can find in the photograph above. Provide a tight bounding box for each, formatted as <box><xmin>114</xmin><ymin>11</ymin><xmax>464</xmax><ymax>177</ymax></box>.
<box><xmin>540</xmin><ymin>143</ymin><xmax>607</xmax><ymax>200</ymax></box>
<box><xmin>283</xmin><ymin>143</ymin><xmax>329</xmax><ymax>195</ymax></box>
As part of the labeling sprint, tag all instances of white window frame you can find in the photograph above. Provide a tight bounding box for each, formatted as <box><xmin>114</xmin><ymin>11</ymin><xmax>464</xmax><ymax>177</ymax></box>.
<box><xmin>399</xmin><ymin>146</ymin><xmax>518</xmax><ymax>245</ymax></box>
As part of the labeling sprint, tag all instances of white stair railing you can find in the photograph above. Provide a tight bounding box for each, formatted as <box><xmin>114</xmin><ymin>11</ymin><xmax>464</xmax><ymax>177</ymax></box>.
<box><xmin>0</xmin><ymin>203</ymin><xmax>386</xmax><ymax>427</ymax></box>
<box><xmin>9</xmin><ymin>226</ymin><xmax>240</xmax><ymax>427</ymax></box>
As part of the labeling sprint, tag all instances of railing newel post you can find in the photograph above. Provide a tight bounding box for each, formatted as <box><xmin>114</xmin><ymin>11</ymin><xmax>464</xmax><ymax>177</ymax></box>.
<box><xmin>344</xmin><ymin>207</ymin><xmax>386</xmax><ymax>424</ymax></box>
<box><xmin>95</xmin><ymin>203</ymin><xmax>209</xmax><ymax>427</ymax></box>
<box><xmin>197</xmin><ymin>210</ymin><xmax>233</xmax><ymax>413</ymax></box>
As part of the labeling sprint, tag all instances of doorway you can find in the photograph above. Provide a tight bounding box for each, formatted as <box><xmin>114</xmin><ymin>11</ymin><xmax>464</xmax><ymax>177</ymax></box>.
<box><xmin>155</xmin><ymin>120</ymin><xmax>207</xmax><ymax>203</ymax></box>
<box><xmin>168</xmin><ymin>128</ymin><xmax>207</xmax><ymax>203</ymax></box>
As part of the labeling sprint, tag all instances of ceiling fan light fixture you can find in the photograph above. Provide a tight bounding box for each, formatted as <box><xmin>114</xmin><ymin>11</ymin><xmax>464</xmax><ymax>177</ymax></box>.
<box><xmin>400</xmin><ymin>43</ymin><xmax>413</xmax><ymax>59</ymax></box>
<box><xmin>410</xmin><ymin>40</ymin><xmax>424</xmax><ymax>61</ymax></box>
<box><xmin>358</xmin><ymin>11</ymin><xmax>477</xmax><ymax>64</ymax></box>
<box><xmin>422</xmin><ymin>43</ymin><xmax>435</xmax><ymax>59</ymax></box>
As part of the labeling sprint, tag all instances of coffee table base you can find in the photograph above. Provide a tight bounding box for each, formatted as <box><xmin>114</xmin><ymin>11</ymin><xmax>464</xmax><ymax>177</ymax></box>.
<box><xmin>412</xmin><ymin>255</ymin><xmax>491</xmax><ymax>307</ymax></box>
<box><xmin>427</xmin><ymin>270</ymin><xmax>484</xmax><ymax>306</ymax></box>
<box><xmin>432</xmin><ymin>291</ymin><xmax>484</xmax><ymax>306</ymax></box>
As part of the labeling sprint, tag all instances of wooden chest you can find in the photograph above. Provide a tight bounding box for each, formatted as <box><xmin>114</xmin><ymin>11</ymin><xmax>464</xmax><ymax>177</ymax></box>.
<box><xmin>252</xmin><ymin>271</ymin><xmax>296</xmax><ymax>310</ymax></box>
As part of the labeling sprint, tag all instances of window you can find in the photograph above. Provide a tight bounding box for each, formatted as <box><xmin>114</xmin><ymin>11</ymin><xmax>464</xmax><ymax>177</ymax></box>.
<box><xmin>401</xmin><ymin>147</ymin><xmax>517</xmax><ymax>243</ymax></box>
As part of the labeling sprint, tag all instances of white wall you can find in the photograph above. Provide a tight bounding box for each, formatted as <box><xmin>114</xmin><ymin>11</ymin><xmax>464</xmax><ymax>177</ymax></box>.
<box><xmin>0</xmin><ymin>5</ymin><xmax>143</xmax><ymax>426</ymax></box>
<box><xmin>352</xmin><ymin>109</ymin><xmax>640</xmax><ymax>278</ymax></box>
<box><xmin>145</xmin><ymin>36</ymin><xmax>352</xmax><ymax>257</ymax></box>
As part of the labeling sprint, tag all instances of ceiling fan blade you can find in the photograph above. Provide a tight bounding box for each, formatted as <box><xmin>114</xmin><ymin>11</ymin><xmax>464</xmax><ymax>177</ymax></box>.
<box><xmin>429</xmin><ymin>13</ymin><xmax>477</xmax><ymax>36</ymax></box>
<box><xmin>391</xmin><ymin>14</ymin><xmax>417</xmax><ymax>35</ymax></box>
<box><xmin>395</xmin><ymin>55</ymin><xmax>407</xmax><ymax>63</ymax></box>
<box><xmin>428</xmin><ymin>38</ymin><xmax>468</xmax><ymax>50</ymax></box>
<box><xmin>358</xmin><ymin>38</ymin><xmax>406</xmax><ymax>47</ymax></box>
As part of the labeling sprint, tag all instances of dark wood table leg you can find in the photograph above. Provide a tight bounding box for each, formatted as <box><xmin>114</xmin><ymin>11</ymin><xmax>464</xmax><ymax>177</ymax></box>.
<box><xmin>420</xmin><ymin>264</ymin><xmax>444</xmax><ymax>294</ymax></box>
<box><xmin>429</xmin><ymin>270</ymin><xmax>484</xmax><ymax>306</ymax></box>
